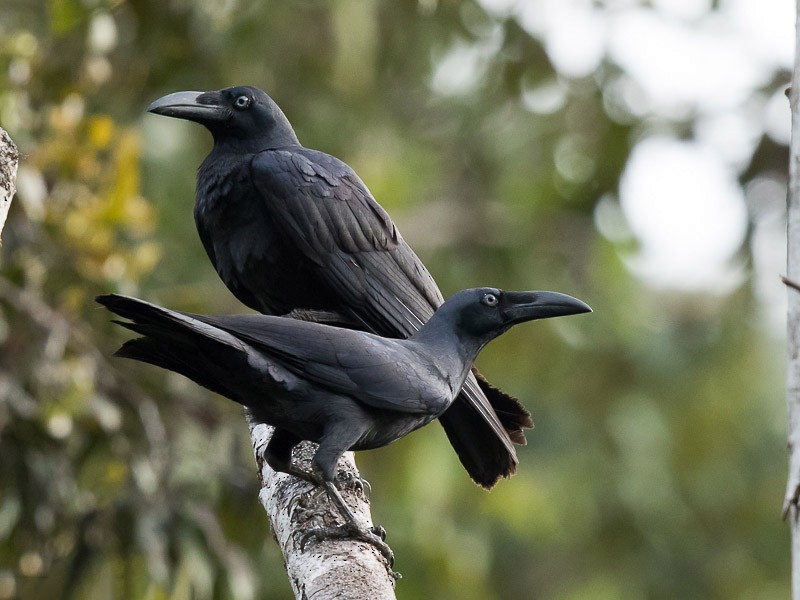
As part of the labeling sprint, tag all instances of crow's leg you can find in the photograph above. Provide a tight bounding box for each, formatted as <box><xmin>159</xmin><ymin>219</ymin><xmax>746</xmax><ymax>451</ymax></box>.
<box><xmin>266</xmin><ymin>428</ymin><xmax>375</xmax><ymax>530</ymax></box>
<box><xmin>300</xmin><ymin>480</ymin><xmax>394</xmax><ymax>567</ymax></box>
<box><xmin>264</xmin><ymin>428</ymin><xmax>315</xmax><ymax>484</ymax></box>
<box><xmin>299</xmin><ymin>421</ymin><xmax>394</xmax><ymax>566</ymax></box>
<box><xmin>265</xmin><ymin>429</ymin><xmax>370</xmax><ymax>495</ymax></box>
<box><xmin>312</xmin><ymin>480</ymin><xmax>391</xmax><ymax>551</ymax></box>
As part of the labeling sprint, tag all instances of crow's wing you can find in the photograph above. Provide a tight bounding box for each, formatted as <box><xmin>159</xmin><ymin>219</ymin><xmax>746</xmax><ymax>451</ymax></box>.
<box><xmin>195</xmin><ymin>313</ymin><xmax>450</xmax><ymax>415</ymax></box>
<box><xmin>249</xmin><ymin>148</ymin><xmax>442</xmax><ymax>335</ymax></box>
<box><xmin>99</xmin><ymin>294</ymin><xmax>447</xmax><ymax>414</ymax></box>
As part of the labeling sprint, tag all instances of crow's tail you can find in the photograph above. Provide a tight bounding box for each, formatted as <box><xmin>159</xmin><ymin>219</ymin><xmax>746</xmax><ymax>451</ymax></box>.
<box><xmin>96</xmin><ymin>294</ymin><xmax>250</xmax><ymax>403</ymax></box>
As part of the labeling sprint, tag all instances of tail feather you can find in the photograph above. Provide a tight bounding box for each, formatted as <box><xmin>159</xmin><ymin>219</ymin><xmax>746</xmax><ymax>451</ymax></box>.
<box><xmin>97</xmin><ymin>294</ymin><xmax>252</xmax><ymax>404</ymax></box>
<box><xmin>115</xmin><ymin>337</ymin><xmax>244</xmax><ymax>402</ymax></box>
<box><xmin>473</xmin><ymin>368</ymin><xmax>533</xmax><ymax>443</ymax></box>
<box><xmin>437</xmin><ymin>368</ymin><xmax>533</xmax><ymax>488</ymax></box>
<box><xmin>97</xmin><ymin>295</ymin><xmax>246</xmax><ymax>351</ymax></box>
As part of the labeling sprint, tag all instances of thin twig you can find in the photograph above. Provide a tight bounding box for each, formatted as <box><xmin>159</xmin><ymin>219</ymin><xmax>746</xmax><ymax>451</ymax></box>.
<box><xmin>783</xmin><ymin>275</ymin><xmax>800</xmax><ymax>293</ymax></box>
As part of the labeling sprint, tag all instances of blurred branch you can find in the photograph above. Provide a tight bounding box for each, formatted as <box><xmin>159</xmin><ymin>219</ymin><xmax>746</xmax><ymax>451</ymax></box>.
<box><xmin>0</xmin><ymin>128</ymin><xmax>17</xmax><ymax>243</ymax></box>
<box><xmin>785</xmin><ymin>5</ymin><xmax>800</xmax><ymax>598</ymax></box>
<box><xmin>784</xmin><ymin>276</ymin><xmax>800</xmax><ymax>294</ymax></box>
<box><xmin>0</xmin><ymin>275</ymin><xmax>71</xmax><ymax>360</ymax></box>
<box><xmin>0</xmin><ymin>273</ymin><xmax>118</xmax><ymax>375</ymax></box>
<box><xmin>0</xmin><ymin>271</ymin><xmax>171</xmax><ymax>479</ymax></box>
<box><xmin>248</xmin><ymin>418</ymin><xmax>398</xmax><ymax>599</ymax></box>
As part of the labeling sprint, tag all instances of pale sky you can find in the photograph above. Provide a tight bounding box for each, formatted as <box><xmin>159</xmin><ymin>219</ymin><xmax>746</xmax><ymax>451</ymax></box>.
<box><xmin>464</xmin><ymin>0</ymin><xmax>793</xmax><ymax>297</ymax></box>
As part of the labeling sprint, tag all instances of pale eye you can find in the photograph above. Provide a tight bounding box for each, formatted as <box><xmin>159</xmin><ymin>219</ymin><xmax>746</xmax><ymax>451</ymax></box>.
<box><xmin>483</xmin><ymin>293</ymin><xmax>498</xmax><ymax>307</ymax></box>
<box><xmin>234</xmin><ymin>95</ymin><xmax>251</xmax><ymax>110</ymax></box>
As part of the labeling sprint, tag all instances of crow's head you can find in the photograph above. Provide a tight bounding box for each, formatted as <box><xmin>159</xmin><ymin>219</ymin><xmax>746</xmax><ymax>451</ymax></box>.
<box><xmin>431</xmin><ymin>287</ymin><xmax>591</xmax><ymax>347</ymax></box>
<box><xmin>148</xmin><ymin>86</ymin><xmax>299</xmax><ymax>150</ymax></box>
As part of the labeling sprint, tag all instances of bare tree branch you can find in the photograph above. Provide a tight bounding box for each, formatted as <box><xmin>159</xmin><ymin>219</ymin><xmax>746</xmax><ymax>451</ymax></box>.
<box><xmin>0</xmin><ymin>127</ymin><xmax>18</xmax><ymax>243</ymax></box>
<box><xmin>785</xmin><ymin>4</ymin><xmax>800</xmax><ymax>597</ymax></box>
<box><xmin>248</xmin><ymin>419</ymin><xmax>398</xmax><ymax>599</ymax></box>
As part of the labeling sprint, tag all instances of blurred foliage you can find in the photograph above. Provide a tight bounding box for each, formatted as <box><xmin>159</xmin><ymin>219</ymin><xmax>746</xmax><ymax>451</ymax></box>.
<box><xmin>0</xmin><ymin>0</ymin><xmax>790</xmax><ymax>598</ymax></box>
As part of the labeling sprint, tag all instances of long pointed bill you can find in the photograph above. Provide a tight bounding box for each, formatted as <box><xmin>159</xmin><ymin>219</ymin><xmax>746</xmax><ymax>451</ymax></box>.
<box><xmin>147</xmin><ymin>90</ymin><xmax>228</xmax><ymax>122</ymax></box>
<box><xmin>502</xmin><ymin>290</ymin><xmax>592</xmax><ymax>324</ymax></box>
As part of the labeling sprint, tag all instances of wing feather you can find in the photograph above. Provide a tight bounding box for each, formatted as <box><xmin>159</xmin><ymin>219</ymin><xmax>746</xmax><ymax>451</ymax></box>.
<box><xmin>249</xmin><ymin>149</ymin><xmax>442</xmax><ymax>335</ymax></box>
<box><xmin>193</xmin><ymin>314</ymin><xmax>447</xmax><ymax>414</ymax></box>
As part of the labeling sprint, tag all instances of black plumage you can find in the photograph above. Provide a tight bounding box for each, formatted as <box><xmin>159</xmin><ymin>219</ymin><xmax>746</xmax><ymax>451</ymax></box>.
<box><xmin>97</xmin><ymin>289</ymin><xmax>590</xmax><ymax>559</ymax></box>
<box><xmin>148</xmin><ymin>86</ymin><xmax>536</xmax><ymax>486</ymax></box>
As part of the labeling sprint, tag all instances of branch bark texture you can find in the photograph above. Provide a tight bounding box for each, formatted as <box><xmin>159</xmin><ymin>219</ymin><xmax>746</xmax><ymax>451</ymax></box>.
<box><xmin>786</xmin><ymin>3</ymin><xmax>800</xmax><ymax>597</ymax></box>
<box><xmin>248</xmin><ymin>418</ymin><xmax>397</xmax><ymax>599</ymax></box>
<box><xmin>0</xmin><ymin>127</ymin><xmax>18</xmax><ymax>243</ymax></box>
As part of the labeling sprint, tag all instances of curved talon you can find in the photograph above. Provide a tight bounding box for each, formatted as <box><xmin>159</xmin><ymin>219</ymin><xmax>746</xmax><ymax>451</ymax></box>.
<box><xmin>356</xmin><ymin>477</ymin><xmax>372</xmax><ymax>499</ymax></box>
<box><xmin>298</xmin><ymin>522</ymin><xmax>394</xmax><ymax>566</ymax></box>
<box><xmin>287</xmin><ymin>494</ymin><xmax>302</xmax><ymax>515</ymax></box>
<box><xmin>371</xmin><ymin>525</ymin><xmax>387</xmax><ymax>541</ymax></box>
<box><xmin>337</xmin><ymin>471</ymin><xmax>372</xmax><ymax>499</ymax></box>
<box><xmin>298</xmin><ymin>528</ymin><xmax>324</xmax><ymax>553</ymax></box>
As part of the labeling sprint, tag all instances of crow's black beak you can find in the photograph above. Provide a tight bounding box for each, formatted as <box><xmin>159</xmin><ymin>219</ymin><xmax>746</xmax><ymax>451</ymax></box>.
<box><xmin>147</xmin><ymin>90</ymin><xmax>228</xmax><ymax>123</ymax></box>
<box><xmin>502</xmin><ymin>290</ymin><xmax>592</xmax><ymax>323</ymax></box>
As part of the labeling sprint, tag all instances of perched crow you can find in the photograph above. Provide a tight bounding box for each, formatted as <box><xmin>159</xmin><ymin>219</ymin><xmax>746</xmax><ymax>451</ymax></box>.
<box><xmin>97</xmin><ymin>288</ymin><xmax>590</xmax><ymax>560</ymax></box>
<box><xmin>148</xmin><ymin>86</ymin><xmax>541</xmax><ymax>487</ymax></box>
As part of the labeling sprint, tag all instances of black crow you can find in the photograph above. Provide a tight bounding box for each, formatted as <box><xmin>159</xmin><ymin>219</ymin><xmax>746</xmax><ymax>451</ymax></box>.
<box><xmin>147</xmin><ymin>86</ymin><xmax>543</xmax><ymax>487</ymax></box>
<box><xmin>97</xmin><ymin>288</ymin><xmax>590</xmax><ymax>561</ymax></box>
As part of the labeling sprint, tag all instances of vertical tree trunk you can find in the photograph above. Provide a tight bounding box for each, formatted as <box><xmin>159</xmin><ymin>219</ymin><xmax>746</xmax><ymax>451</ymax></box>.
<box><xmin>0</xmin><ymin>127</ymin><xmax>18</xmax><ymax>242</ymax></box>
<box><xmin>785</xmin><ymin>4</ymin><xmax>800</xmax><ymax>597</ymax></box>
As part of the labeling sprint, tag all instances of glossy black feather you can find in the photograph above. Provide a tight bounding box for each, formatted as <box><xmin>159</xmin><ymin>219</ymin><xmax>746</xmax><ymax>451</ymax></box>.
<box><xmin>98</xmin><ymin>289</ymin><xmax>589</xmax><ymax>483</ymax></box>
<box><xmin>153</xmin><ymin>85</ymin><xmax>534</xmax><ymax>486</ymax></box>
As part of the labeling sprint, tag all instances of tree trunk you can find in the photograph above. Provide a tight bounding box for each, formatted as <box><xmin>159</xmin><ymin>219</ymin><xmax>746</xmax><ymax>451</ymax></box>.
<box><xmin>249</xmin><ymin>419</ymin><xmax>398</xmax><ymax>599</ymax></box>
<box><xmin>0</xmin><ymin>127</ymin><xmax>18</xmax><ymax>243</ymax></box>
<box><xmin>785</xmin><ymin>4</ymin><xmax>800</xmax><ymax>597</ymax></box>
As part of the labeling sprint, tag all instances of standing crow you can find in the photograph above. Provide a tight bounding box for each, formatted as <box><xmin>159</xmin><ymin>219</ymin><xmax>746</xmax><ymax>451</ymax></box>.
<box><xmin>97</xmin><ymin>288</ymin><xmax>590</xmax><ymax>560</ymax></box>
<box><xmin>147</xmin><ymin>86</ymin><xmax>536</xmax><ymax>486</ymax></box>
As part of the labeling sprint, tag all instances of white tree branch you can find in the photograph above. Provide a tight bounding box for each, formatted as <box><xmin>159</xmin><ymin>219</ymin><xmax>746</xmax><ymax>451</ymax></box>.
<box><xmin>0</xmin><ymin>127</ymin><xmax>18</xmax><ymax>243</ymax></box>
<box><xmin>248</xmin><ymin>418</ymin><xmax>398</xmax><ymax>599</ymax></box>
<box><xmin>786</xmin><ymin>3</ymin><xmax>800</xmax><ymax>598</ymax></box>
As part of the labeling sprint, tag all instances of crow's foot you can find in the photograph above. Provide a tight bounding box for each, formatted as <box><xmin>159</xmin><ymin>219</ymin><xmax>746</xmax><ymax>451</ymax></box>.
<box><xmin>287</xmin><ymin>486</ymin><xmax>325</xmax><ymax>523</ymax></box>
<box><xmin>294</xmin><ymin>476</ymin><xmax>400</xmax><ymax>577</ymax></box>
<box><xmin>337</xmin><ymin>471</ymin><xmax>372</xmax><ymax>499</ymax></box>
<box><xmin>284</xmin><ymin>465</ymin><xmax>316</xmax><ymax>485</ymax></box>
<box><xmin>299</xmin><ymin>520</ymin><xmax>396</xmax><ymax>570</ymax></box>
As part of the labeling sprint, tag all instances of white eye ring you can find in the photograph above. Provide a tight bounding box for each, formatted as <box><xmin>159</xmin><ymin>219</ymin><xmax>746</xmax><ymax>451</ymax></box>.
<box><xmin>483</xmin><ymin>293</ymin><xmax>498</xmax><ymax>306</ymax></box>
<box><xmin>234</xmin><ymin>95</ymin><xmax>251</xmax><ymax>110</ymax></box>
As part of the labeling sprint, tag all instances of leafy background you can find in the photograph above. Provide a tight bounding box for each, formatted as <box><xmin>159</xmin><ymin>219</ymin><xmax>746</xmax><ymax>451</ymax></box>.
<box><xmin>0</xmin><ymin>0</ymin><xmax>790</xmax><ymax>598</ymax></box>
